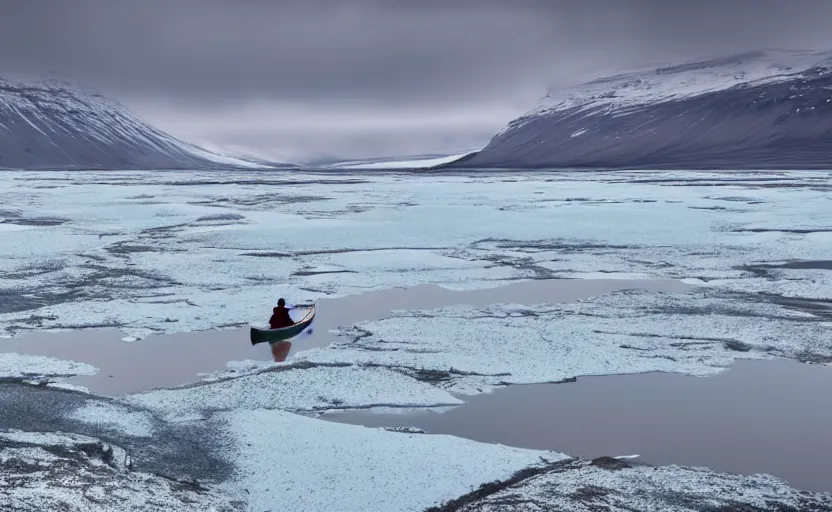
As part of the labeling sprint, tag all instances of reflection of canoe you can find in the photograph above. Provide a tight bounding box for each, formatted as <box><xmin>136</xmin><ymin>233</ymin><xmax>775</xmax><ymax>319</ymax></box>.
<box><xmin>270</xmin><ymin>341</ymin><xmax>292</xmax><ymax>362</ymax></box>
<box><xmin>250</xmin><ymin>305</ymin><xmax>315</xmax><ymax>346</ymax></box>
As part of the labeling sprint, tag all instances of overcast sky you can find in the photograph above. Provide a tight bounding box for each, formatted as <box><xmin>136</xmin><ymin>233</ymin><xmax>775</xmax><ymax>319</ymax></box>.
<box><xmin>3</xmin><ymin>0</ymin><xmax>832</xmax><ymax>163</ymax></box>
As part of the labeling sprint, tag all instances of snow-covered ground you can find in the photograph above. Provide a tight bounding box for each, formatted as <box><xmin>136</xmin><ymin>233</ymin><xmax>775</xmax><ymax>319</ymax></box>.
<box><xmin>3</xmin><ymin>169</ymin><xmax>832</xmax><ymax>510</ymax></box>
<box><xmin>214</xmin><ymin>409</ymin><xmax>563</xmax><ymax>511</ymax></box>
<box><xmin>0</xmin><ymin>429</ymin><xmax>237</xmax><ymax>511</ymax></box>
<box><xmin>439</xmin><ymin>457</ymin><xmax>832</xmax><ymax>512</ymax></box>
<box><xmin>2</xmin><ymin>170</ymin><xmax>832</xmax><ymax>341</ymax></box>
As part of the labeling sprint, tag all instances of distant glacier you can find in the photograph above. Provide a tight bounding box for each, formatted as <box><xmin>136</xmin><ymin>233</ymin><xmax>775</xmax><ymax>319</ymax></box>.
<box><xmin>445</xmin><ymin>50</ymin><xmax>832</xmax><ymax>170</ymax></box>
<box><xmin>0</xmin><ymin>78</ymin><xmax>275</xmax><ymax>170</ymax></box>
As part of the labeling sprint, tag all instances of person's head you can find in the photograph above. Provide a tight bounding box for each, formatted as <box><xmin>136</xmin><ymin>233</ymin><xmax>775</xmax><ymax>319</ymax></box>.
<box><xmin>277</xmin><ymin>298</ymin><xmax>286</xmax><ymax>307</ymax></box>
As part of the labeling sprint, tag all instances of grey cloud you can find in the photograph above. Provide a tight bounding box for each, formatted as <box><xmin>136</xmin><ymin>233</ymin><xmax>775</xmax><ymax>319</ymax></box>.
<box><xmin>3</xmin><ymin>0</ymin><xmax>832</xmax><ymax>162</ymax></box>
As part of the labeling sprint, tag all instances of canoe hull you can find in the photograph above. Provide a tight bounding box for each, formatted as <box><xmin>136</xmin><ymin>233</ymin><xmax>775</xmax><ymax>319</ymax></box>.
<box><xmin>250</xmin><ymin>306</ymin><xmax>315</xmax><ymax>345</ymax></box>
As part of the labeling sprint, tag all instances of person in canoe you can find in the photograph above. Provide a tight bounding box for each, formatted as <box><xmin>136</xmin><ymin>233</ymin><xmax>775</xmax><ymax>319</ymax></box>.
<box><xmin>269</xmin><ymin>298</ymin><xmax>295</xmax><ymax>329</ymax></box>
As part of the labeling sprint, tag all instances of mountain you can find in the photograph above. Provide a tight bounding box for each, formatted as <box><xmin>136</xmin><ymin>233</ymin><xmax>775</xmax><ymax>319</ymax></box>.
<box><xmin>446</xmin><ymin>49</ymin><xmax>832</xmax><ymax>170</ymax></box>
<box><xmin>0</xmin><ymin>78</ymin><xmax>275</xmax><ymax>170</ymax></box>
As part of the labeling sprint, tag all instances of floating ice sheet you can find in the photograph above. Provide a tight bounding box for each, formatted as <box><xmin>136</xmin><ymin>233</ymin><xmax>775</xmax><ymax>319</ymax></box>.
<box><xmin>124</xmin><ymin>363</ymin><xmax>464</xmax><ymax>419</ymax></box>
<box><xmin>300</xmin><ymin>289</ymin><xmax>832</xmax><ymax>395</ymax></box>
<box><xmin>0</xmin><ymin>352</ymin><xmax>97</xmax><ymax>379</ymax></box>
<box><xmin>2</xmin><ymin>170</ymin><xmax>832</xmax><ymax>339</ymax></box>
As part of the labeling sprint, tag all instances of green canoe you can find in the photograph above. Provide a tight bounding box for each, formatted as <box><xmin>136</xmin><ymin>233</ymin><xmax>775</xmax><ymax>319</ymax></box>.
<box><xmin>250</xmin><ymin>305</ymin><xmax>316</xmax><ymax>346</ymax></box>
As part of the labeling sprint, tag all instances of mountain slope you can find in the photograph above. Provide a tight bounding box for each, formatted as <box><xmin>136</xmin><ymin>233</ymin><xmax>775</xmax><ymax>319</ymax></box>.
<box><xmin>0</xmin><ymin>78</ymin><xmax>272</xmax><ymax>170</ymax></box>
<box><xmin>325</xmin><ymin>151</ymin><xmax>478</xmax><ymax>170</ymax></box>
<box><xmin>449</xmin><ymin>50</ymin><xmax>832</xmax><ymax>170</ymax></box>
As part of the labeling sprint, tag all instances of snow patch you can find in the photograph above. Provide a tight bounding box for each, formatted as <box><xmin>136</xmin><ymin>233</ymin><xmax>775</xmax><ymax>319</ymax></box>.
<box><xmin>328</xmin><ymin>151</ymin><xmax>477</xmax><ymax>169</ymax></box>
<box><xmin>124</xmin><ymin>364</ymin><xmax>463</xmax><ymax>418</ymax></box>
<box><xmin>67</xmin><ymin>402</ymin><xmax>155</xmax><ymax>438</ymax></box>
<box><xmin>216</xmin><ymin>408</ymin><xmax>566</xmax><ymax>511</ymax></box>
<box><xmin>0</xmin><ymin>352</ymin><xmax>97</xmax><ymax>379</ymax></box>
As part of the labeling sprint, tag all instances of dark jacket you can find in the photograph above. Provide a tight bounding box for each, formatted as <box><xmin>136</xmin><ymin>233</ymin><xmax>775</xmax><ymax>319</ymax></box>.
<box><xmin>269</xmin><ymin>306</ymin><xmax>294</xmax><ymax>329</ymax></box>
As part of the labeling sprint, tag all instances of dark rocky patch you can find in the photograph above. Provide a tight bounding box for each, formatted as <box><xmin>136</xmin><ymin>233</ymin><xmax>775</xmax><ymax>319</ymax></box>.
<box><xmin>477</xmin><ymin>253</ymin><xmax>556</xmax><ymax>280</ymax></box>
<box><xmin>383</xmin><ymin>426</ymin><xmax>428</xmax><ymax>434</ymax></box>
<box><xmin>472</xmin><ymin>237</ymin><xmax>638</xmax><ymax>254</ymax></box>
<box><xmin>707</xmin><ymin>196</ymin><xmax>763</xmax><ymax>203</ymax></box>
<box><xmin>188</xmin><ymin>194</ymin><xmax>330</xmax><ymax>210</ymax></box>
<box><xmin>407</xmin><ymin>369</ymin><xmax>455</xmax><ymax>384</ymax></box>
<box><xmin>1</xmin><ymin>216</ymin><xmax>68</xmax><ymax>226</ymax></box>
<box><xmin>758</xmin><ymin>294</ymin><xmax>832</xmax><ymax>321</ymax></box>
<box><xmin>706</xmin><ymin>506</ymin><xmax>769</xmax><ymax>512</ymax></box>
<box><xmin>643</xmin><ymin>290</ymin><xmax>827</xmax><ymax>322</ymax></box>
<box><xmin>293</xmin><ymin>246</ymin><xmax>444</xmax><ymax>257</ymax></box>
<box><xmin>746</xmin><ymin>260</ymin><xmax>832</xmax><ymax>273</ymax></box>
<box><xmin>427</xmin><ymin>456</ymin><xmax>832</xmax><ymax>512</ymax></box>
<box><xmin>0</xmin><ymin>289</ymin><xmax>78</xmax><ymax>315</ymax></box>
<box><xmin>104</xmin><ymin>242</ymin><xmax>162</xmax><ymax>256</ymax></box>
<box><xmin>724</xmin><ymin>340</ymin><xmax>754</xmax><ymax>352</ymax></box>
<box><xmin>688</xmin><ymin>206</ymin><xmax>749</xmax><ymax>212</ymax></box>
<box><xmin>39</xmin><ymin>439</ymin><xmax>119</xmax><ymax>468</ymax></box>
<box><xmin>138</xmin><ymin>222</ymin><xmax>190</xmax><ymax>240</ymax></box>
<box><xmin>731</xmin><ymin>228</ymin><xmax>832</xmax><ymax>234</ymax></box>
<box><xmin>160</xmin><ymin>178</ymin><xmax>365</xmax><ymax>187</ymax></box>
<box><xmin>590</xmin><ymin>456</ymin><xmax>631</xmax><ymax>470</ymax></box>
<box><xmin>1</xmin><ymin>260</ymin><xmax>66</xmax><ymax>280</ymax></box>
<box><xmin>387</xmin><ymin>365</ymin><xmax>512</xmax><ymax>386</ymax></box>
<box><xmin>570</xmin><ymin>485</ymin><xmax>610</xmax><ymax>501</ymax></box>
<box><xmin>292</xmin><ymin>269</ymin><xmax>357</xmax><ymax>277</ymax></box>
<box><xmin>192</xmin><ymin>213</ymin><xmax>247</xmax><ymax>225</ymax></box>
<box><xmin>242</xmin><ymin>246</ymin><xmax>444</xmax><ymax>259</ymax></box>
<box><xmin>424</xmin><ymin>458</ymin><xmax>573</xmax><ymax>512</ymax></box>
<box><xmin>0</xmin><ymin>383</ymin><xmax>232</xmax><ymax>483</ymax></box>
<box><xmin>0</xmin><ymin>431</ymin><xmax>239</xmax><ymax>510</ymax></box>
<box><xmin>239</xmin><ymin>251</ymin><xmax>293</xmax><ymax>258</ymax></box>
<box><xmin>794</xmin><ymin>351</ymin><xmax>832</xmax><ymax>365</ymax></box>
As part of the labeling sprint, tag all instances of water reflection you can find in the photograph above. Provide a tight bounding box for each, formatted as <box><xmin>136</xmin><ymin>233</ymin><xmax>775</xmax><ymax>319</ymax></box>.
<box><xmin>270</xmin><ymin>341</ymin><xmax>292</xmax><ymax>362</ymax></box>
<box><xmin>324</xmin><ymin>358</ymin><xmax>832</xmax><ymax>492</ymax></box>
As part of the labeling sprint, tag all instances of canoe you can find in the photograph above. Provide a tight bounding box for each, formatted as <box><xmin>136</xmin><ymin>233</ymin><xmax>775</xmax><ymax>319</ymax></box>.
<box><xmin>250</xmin><ymin>305</ymin><xmax>316</xmax><ymax>346</ymax></box>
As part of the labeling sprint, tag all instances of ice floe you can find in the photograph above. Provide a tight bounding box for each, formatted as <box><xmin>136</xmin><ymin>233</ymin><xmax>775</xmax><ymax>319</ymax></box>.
<box><xmin>2</xmin><ymin>170</ymin><xmax>832</xmax><ymax>340</ymax></box>
<box><xmin>300</xmin><ymin>289</ymin><xmax>832</xmax><ymax>395</ymax></box>
<box><xmin>0</xmin><ymin>352</ymin><xmax>97</xmax><ymax>380</ymax></box>
<box><xmin>124</xmin><ymin>363</ymin><xmax>463</xmax><ymax>419</ymax></box>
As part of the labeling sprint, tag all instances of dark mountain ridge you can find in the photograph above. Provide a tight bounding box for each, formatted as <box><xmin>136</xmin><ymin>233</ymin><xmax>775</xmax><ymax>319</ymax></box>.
<box><xmin>445</xmin><ymin>49</ymin><xmax>832</xmax><ymax>170</ymax></box>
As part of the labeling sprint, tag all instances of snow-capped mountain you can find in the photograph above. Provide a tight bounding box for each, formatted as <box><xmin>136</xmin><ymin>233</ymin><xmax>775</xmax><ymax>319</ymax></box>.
<box><xmin>448</xmin><ymin>49</ymin><xmax>832</xmax><ymax>170</ymax></box>
<box><xmin>0</xmin><ymin>78</ymin><xmax>273</xmax><ymax>170</ymax></box>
